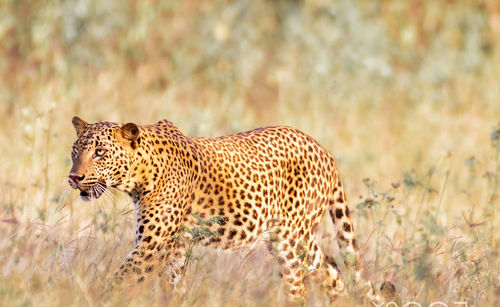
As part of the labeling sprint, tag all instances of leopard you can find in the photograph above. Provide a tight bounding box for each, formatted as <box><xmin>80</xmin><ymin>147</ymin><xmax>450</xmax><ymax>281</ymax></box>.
<box><xmin>68</xmin><ymin>116</ymin><xmax>381</xmax><ymax>303</ymax></box>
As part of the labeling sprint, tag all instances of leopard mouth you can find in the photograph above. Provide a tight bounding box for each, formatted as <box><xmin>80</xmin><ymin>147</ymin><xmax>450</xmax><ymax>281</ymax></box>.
<box><xmin>79</xmin><ymin>182</ymin><xmax>107</xmax><ymax>202</ymax></box>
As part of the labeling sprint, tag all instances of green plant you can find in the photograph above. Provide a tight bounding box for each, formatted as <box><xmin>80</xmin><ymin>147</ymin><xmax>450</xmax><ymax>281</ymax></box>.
<box><xmin>174</xmin><ymin>214</ymin><xmax>226</xmax><ymax>274</ymax></box>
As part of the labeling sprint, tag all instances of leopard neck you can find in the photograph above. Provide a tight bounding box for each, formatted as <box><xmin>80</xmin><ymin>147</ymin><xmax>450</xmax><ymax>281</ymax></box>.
<box><xmin>125</xmin><ymin>124</ymin><xmax>201</xmax><ymax>207</ymax></box>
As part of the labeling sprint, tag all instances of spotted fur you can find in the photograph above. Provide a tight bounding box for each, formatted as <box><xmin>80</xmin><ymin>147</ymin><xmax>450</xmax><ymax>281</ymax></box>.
<box><xmin>68</xmin><ymin>117</ymin><xmax>379</xmax><ymax>302</ymax></box>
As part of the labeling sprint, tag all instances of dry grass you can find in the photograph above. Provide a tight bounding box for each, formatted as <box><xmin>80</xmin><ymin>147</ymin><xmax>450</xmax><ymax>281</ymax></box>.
<box><xmin>1</xmin><ymin>0</ymin><xmax>499</xmax><ymax>306</ymax></box>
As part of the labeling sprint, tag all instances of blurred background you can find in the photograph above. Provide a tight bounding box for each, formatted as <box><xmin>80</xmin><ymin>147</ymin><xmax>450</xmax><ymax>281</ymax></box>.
<box><xmin>0</xmin><ymin>0</ymin><xmax>499</xmax><ymax>306</ymax></box>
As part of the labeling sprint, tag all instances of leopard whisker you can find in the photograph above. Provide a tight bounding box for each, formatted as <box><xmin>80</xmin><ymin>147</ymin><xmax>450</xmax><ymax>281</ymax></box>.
<box><xmin>90</xmin><ymin>185</ymin><xmax>96</xmax><ymax>200</ymax></box>
<box><xmin>93</xmin><ymin>182</ymin><xmax>119</xmax><ymax>205</ymax></box>
<box><xmin>100</xmin><ymin>188</ymin><xmax>117</xmax><ymax>204</ymax></box>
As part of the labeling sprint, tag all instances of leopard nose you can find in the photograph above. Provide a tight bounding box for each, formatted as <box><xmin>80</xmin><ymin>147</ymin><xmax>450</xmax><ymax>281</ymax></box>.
<box><xmin>69</xmin><ymin>174</ymin><xmax>85</xmax><ymax>184</ymax></box>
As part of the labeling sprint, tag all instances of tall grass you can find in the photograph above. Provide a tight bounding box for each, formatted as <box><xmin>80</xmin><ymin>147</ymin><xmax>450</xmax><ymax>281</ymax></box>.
<box><xmin>1</xmin><ymin>0</ymin><xmax>499</xmax><ymax>306</ymax></box>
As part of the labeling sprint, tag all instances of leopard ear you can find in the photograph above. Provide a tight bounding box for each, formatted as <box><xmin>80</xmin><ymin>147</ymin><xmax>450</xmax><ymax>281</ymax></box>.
<box><xmin>72</xmin><ymin>116</ymin><xmax>88</xmax><ymax>137</ymax></box>
<box><xmin>119</xmin><ymin>123</ymin><xmax>140</xmax><ymax>142</ymax></box>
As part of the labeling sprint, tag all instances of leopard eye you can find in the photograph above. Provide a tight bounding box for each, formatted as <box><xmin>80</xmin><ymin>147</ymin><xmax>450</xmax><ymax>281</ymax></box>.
<box><xmin>94</xmin><ymin>148</ymin><xmax>107</xmax><ymax>157</ymax></box>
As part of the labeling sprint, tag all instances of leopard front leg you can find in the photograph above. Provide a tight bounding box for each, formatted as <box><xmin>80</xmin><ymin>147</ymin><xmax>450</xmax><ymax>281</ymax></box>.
<box><xmin>115</xmin><ymin>239</ymin><xmax>186</xmax><ymax>287</ymax></box>
<box><xmin>115</xmin><ymin>244</ymin><xmax>151</xmax><ymax>284</ymax></box>
<box><xmin>112</xmin><ymin>188</ymin><xmax>195</xmax><ymax>290</ymax></box>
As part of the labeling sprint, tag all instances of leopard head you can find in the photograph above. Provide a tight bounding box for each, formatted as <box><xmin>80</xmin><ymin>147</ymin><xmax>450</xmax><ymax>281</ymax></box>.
<box><xmin>68</xmin><ymin>117</ymin><xmax>139</xmax><ymax>201</ymax></box>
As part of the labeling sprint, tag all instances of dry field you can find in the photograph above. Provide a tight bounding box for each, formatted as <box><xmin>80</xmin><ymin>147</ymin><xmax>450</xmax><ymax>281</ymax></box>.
<box><xmin>0</xmin><ymin>1</ymin><xmax>499</xmax><ymax>306</ymax></box>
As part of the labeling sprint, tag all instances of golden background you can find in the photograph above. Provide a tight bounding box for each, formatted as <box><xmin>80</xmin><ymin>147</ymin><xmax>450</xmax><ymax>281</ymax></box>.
<box><xmin>0</xmin><ymin>0</ymin><xmax>498</xmax><ymax>305</ymax></box>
